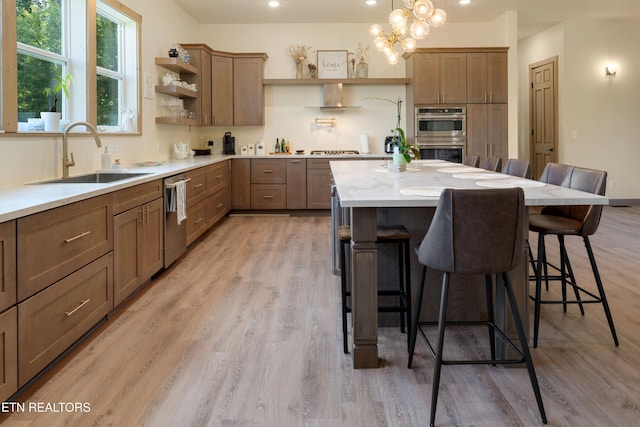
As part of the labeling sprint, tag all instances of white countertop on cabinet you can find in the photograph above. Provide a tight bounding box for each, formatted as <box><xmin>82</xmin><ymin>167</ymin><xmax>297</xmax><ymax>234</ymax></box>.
<box><xmin>331</xmin><ymin>160</ymin><xmax>609</xmax><ymax>208</ymax></box>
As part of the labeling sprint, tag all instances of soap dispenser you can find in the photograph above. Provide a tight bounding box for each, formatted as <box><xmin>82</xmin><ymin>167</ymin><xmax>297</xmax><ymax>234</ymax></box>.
<box><xmin>101</xmin><ymin>146</ymin><xmax>112</xmax><ymax>170</ymax></box>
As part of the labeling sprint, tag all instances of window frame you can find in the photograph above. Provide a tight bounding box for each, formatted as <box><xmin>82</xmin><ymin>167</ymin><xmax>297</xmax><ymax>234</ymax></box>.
<box><xmin>0</xmin><ymin>0</ymin><xmax>142</xmax><ymax>135</ymax></box>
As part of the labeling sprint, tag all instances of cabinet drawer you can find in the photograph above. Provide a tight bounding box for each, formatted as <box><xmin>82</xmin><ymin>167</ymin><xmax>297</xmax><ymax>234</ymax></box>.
<box><xmin>251</xmin><ymin>159</ymin><xmax>286</xmax><ymax>183</ymax></box>
<box><xmin>208</xmin><ymin>161</ymin><xmax>230</xmax><ymax>195</ymax></box>
<box><xmin>0</xmin><ymin>306</ymin><xmax>17</xmax><ymax>401</ymax></box>
<box><xmin>0</xmin><ymin>221</ymin><xmax>17</xmax><ymax>312</ymax></box>
<box><xmin>186</xmin><ymin>167</ymin><xmax>209</xmax><ymax>206</ymax></box>
<box><xmin>17</xmin><ymin>194</ymin><xmax>113</xmax><ymax>301</ymax></box>
<box><xmin>208</xmin><ymin>188</ymin><xmax>229</xmax><ymax>225</ymax></box>
<box><xmin>186</xmin><ymin>199</ymin><xmax>208</xmax><ymax>246</ymax></box>
<box><xmin>306</xmin><ymin>158</ymin><xmax>331</xmax><ymax>170</ymax></box>
<box><xmin>18</xmin><ymin>252</ymin><xmax>113</xmax><ymax>387</ymax></box>
<box><xmin>112</xmin><ymin>180</ymin><xmax>163</xmax><ymax>215</ymax></box>
<box><xmin>251</xmin><ymin>184</ymin><xmax>286</xmax><ymax>209</ymax></box>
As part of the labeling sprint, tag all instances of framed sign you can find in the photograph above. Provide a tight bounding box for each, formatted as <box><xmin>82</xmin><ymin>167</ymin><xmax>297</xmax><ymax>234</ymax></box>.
<box><xmin>317</xmin><ymin>50</ymin><xmax>349</xmax><ymax>79</ymax></box>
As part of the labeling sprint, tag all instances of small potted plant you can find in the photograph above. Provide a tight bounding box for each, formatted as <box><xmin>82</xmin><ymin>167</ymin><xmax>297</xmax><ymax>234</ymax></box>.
<box><xmin>391</xmin><ymin>127</ymin><xmax>421</xmax><ymax>166</ymax></box>
<box><xmin>41</xmin><ymin>72</ymin><xmax>72</xmax><ymax>131</ymax></box>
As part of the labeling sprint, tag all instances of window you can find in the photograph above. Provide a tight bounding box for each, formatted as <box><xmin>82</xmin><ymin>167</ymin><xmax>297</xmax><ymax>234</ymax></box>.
<box><xmin>16</xmin><ymin>0</ymin><xmax>69</xmax><ymax>122</ymax></box>
<box><xmin>96</xmin><ymin>0</ymin><xmax>139</xmax><ymax>131</ymax></box>
<box><xmin>1</xmin><ymin>0</ymin><xmax>141</xmax><ymax>134</ymax></box>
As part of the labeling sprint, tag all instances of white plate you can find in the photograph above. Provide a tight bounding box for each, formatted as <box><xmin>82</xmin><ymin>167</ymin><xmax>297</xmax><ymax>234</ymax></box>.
<box><xmin>437</xmin><ymin>166</ymin><xmax>479</xmax><ymax>173</ymax></box>
<box><xmin>452</xmin><ymin>172</ymin><xmax>510</xmax><ymax>180</ymax></box>
<box><xmin>476</xmin><ymin>179</ymin><xmax>546</xmax><ymax>188</ymax></box>
<box><xmin>375</xmin><ymin>167</ymin><xmax>422</xmax><ymax>173</ymax></box>
<box><xmin>400</xmin><ymin>186</ymin><xmax>446</xmax><ymax>197</ymax></box>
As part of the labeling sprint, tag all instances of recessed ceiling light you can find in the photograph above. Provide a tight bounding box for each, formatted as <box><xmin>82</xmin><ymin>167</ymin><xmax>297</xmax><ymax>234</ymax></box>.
<box><xmin>459</xmin><ymin>0</ymin><xmax>471</xmax><ymax>4</ymax></box>
<box><xmin>366</xmin><ymin>0</ymin><xmax>378</xmax><ymax>5</ymax></box>
<box><xmin>268</xmin><ymin>1</ymin><xmax>280</xmax><ymax>7</ymax></box>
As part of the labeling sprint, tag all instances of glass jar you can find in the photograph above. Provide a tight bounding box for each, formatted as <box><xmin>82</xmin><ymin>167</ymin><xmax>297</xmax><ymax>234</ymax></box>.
<box><xmin>356</xmin><ymin>61</ymin><xmax>368</xmax><ymax>78</ymax></box>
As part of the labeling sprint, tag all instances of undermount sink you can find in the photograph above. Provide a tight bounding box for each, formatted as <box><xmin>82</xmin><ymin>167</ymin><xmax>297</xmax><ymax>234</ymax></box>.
<box><xmin>32</xmin><ymin>172</ymin><xmax>152</xmax><ymax>184</ymax></box>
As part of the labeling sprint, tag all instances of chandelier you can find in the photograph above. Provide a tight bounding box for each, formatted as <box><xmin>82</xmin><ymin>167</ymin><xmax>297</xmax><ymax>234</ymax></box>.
<box><xmin>370</xmin><ymin>0</ymin><xmax>447</xmax><ymax>64</ymax></box>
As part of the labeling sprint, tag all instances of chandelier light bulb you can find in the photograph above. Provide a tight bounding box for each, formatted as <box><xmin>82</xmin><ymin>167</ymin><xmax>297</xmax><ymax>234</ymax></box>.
<box><xmin>374</xmin><ymin>36</ymin><xmax>387</xmax><ymax>51</ymax></box>
<box><xmin>410</xmin><ymin>19</ymin><xmax>430</xmax><ymax>39</ymax></box>
<box><xmin>429</xmin><ymin>9</ymin><xmax>447</xmax><ymax>27</ymax></box>
<box><xmin>370</xmin><ymin>24</ymin><xmax>384</xmax><ymax>37</ymax></box>
<box><xmin>401</xmin><ymin>37</ymin><xmax>417</xmax><ymax>53</ymax></box>
<box><xmin>387</xmin><ymin>51</ymin><xmax>400</xmax><ymax>65</ymax></box>
<box><xmin>389</xmin><ymin>9</ymin><xmax>408</xmax><ymax>29</ymax></box>
<box><xmin>413</xmin><ymin>1</ymin><xmax>434</xmax><ymax>20</ymax></box>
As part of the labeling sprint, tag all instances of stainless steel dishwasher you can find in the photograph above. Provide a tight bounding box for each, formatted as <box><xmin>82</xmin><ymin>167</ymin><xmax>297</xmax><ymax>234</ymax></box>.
<box><xmin>164</xmin><ymin>174</ymin><xmax>189</xmax><ymax>267</ymax></box>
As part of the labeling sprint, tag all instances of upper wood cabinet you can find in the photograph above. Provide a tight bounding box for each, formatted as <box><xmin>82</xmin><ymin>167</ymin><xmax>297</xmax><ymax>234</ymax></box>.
<box><xmin>233</xmin><ymin>55</ymin><xmax>266</xmax><ymax>126</ymax></box>
<box><xmin>211</xmin><ymin>53</ymin><xmax>267</xmax><ymax>126</ymax></box>
<box><xmin>467</xmin><ymin>51</ymin><xmax>508</xmax><ymax>104</ymax></box>
<box><xmin>211</xmin><ymin>54</ymin><xmax>234</xmax><ymax>126</ymax></box>
<box><xmin>184</xmin><ymin>46</ymin><xmax>212</xmax><ymax>125</ymax></box>
<box><xmin>409</xmin><ymin>52</ymin><xmax>467</xmax><ymax>105</ymax></box>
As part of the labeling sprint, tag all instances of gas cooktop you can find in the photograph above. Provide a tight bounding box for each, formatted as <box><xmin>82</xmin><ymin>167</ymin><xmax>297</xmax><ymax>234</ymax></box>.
<box><xmin>310</xmin><ymin>150</ymin><xmax>360</xmax><ymax>155</ymax></box>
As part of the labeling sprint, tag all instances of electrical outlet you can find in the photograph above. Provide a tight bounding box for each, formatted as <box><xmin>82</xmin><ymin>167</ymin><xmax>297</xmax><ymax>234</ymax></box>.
<box><xmin>609</xmin><ymin>180</ymin><xmax>615</xmax><ymax>188</ymax></box>
<box><xmin>571</xmin><ymin>131</ymin><xmax>578</xmax><ymax>139</ymax></box>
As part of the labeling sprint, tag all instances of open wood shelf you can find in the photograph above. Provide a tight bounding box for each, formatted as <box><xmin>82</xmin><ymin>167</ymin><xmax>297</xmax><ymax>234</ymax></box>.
<box><xmin>155</xmin><ymin>85</ymin><xmax>198</xmax><ymax>99</ymax></box>
<box><xmin>155</xmin><ymin>117</ymin><xmax>199</xmax><ymax>126</ymax></box>
<box><xmin>154</xmin><ymin>58</ymin><xmax>198</xmax><ymax>75</ymax></box>
<box><xmin>263</xmin><ymin>78</ymin><xmax>409</xmax><ymax>85</ymax></box>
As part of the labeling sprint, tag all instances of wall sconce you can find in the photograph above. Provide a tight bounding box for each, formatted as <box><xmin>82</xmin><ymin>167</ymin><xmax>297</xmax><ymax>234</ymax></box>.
<box><xmin>605</xmin><ymin>64</ymin><xmax>618</xmax><ymax>77</ymax></box>
<box><xmin>315</xmin><ymin>118</ymin><xmax>336</xmax><ymax>128</ymax></box>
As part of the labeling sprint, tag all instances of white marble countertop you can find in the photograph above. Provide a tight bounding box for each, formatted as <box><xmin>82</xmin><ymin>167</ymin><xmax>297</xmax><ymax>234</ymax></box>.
<box><xmin>331</xmin><ymin>159</ymin><xmax>609</xmax><ymax>208</ymax></box>
<box><xmin>0</xmin><ymin>153</ymin><xmax>392</xmax><ymax>223</ymax></box>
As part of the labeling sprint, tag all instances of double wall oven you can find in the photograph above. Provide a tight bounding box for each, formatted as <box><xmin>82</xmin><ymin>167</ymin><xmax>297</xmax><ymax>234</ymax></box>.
<box><xmin>415</xmin><ymin>106</ymin><xmax>466</xmax><ymax>163</ymax></box>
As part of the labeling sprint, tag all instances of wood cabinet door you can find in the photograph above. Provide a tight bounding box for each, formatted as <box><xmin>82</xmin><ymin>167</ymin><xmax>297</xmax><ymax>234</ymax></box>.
<box><xmin>467</xmin><ymin>52</ymin><xmax>488</xmax><ymax>103</ymax></box>
<box><xmin>139</xmin><ymin>198</ymin><xmax>163</xmax><ymax>285</ymax></box>
<box><xmin>466</xmin><ymin>103</ymin><xmax>508</xmax><ymax>165</ymax></box>
<box><xmin>0</xmin><ymin>221</ymin><xmax>16</xmax><ymax>312</ymax></box>
<box><xmin>440</xmin><ymin>53</ymin><xmax>467</xmax><ymax>104</ymax></box>
<box><xmin>233</xmin><ymin>57</ymin><xmax>265</xmax><ymax>126</ymax></box>
<box><xmin>286</xmin><ymin>159</ymin><xmax>307</xmax><ymax>209</ymax></box>
<box><xmin>466</xmin><ymin>103</ymin><xmax>489</xmax><ymax>158</ymax></box>
<box><xmin>212</xmin><ymin>54</ymin><xmax>233</xmax><ymax>126</ymax></box>
<box><xmin>306</xmin><ymin>168</ymin><xmax>332</xmax><ymax>210</ymax></box>
<box><xmin>487</xmin><ymin>103</ymin><xmax>508</xmax><ymax>162</ymax></box>
<box><xmin>186</xmin><ymin>167</ymin><xmax>209</xmax><ymax>207</ymax></box>
<box><xmin>231</xmin><ymin>159</ymin><xmax>251</xmax><ymax>210</ymax></box>
<box><xmin>251</xmin><ymin>185</ymin><xmax>287</xmax><ymax>209</ymax></box>
<box><xmin>251</xmin><ymin>159</ymin><xmax>286</xmax><ymax>184</ymax></box>
<box><xmin>413</xmin><ymin>53</ymin><xmax>441</xmax><ymax>104</ymax></box>
<box><xmin>487</xmin><ymin>52</ymin><xmax>508</xmax><ymax>104</ymax></box>
<box><xmin>199</xmin><ymin>49</ymin><xmax>212</xmax><ymax>125</ymax></box>
<box><xmin>113</xmin><ymin>207</ymin><xmax>141</xmax><ymax>306</ymax></box>
<box><xmin>0</xmin><ymin>307</ymin><xmax>17</xmax><ymax>401</ymax></box>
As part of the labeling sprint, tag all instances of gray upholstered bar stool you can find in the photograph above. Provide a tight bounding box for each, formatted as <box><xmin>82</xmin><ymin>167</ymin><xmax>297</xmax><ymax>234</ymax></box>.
<box><xmin>340</xmin><ymin>225</ymin><xmax>411</xmax><ymax>354</ymax></box>
<box><xmin>528</xmin><ymin>164</ymin><xmax>618</xmax><ymax>348</ymax></box>
<box><xmin>408</xmin><ymin>188</ymin><xmax>547</xmax><ymax>426</ymax></box>
<box><xmin>481</xmin><ymin>155</ymin><xmax>502</xmax><ymax>171</ymax></box>
<box><xmin>463</xmin><ymin>154</ymin><xmax>479</xmax><ymax>167</ymax></box>
<box><xmin>502</xmin><ymin>158</ymin><xmax>531</xmax><ymax>178</ymax></box>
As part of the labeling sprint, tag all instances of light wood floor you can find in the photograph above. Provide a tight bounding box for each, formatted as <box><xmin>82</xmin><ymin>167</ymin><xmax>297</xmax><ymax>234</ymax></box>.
<box><xmin>2</xmin><ymin>207</ymin><xmax>640</xmax><ymax>426</ymax></box>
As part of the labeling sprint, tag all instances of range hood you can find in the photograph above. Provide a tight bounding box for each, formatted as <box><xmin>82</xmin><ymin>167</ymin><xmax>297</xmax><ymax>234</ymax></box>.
<box><xmin>306</xmin><ymin>83</ymin><xmax>361</xmax><ymax>111</ymax></box>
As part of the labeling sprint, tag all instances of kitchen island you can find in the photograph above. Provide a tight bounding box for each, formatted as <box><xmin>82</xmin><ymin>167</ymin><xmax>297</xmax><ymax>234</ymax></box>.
<box><xmin>330</xmin><ymin>159</ymin><xmax>608</xmax><ymax>368</ymax></box>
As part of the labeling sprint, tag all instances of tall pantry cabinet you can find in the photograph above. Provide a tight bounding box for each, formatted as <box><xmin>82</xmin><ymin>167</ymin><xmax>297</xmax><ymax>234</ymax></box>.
<box><xmin>406</xmin><ymin>48</ymin><xmax>509</xmax><ymax>165</ymax></box>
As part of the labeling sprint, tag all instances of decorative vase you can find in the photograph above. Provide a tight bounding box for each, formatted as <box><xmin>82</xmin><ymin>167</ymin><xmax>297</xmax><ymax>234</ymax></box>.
<box><xmin>41</xmin><ymin>112</ymin><xmax>61</xmax><ymax>132</ymax></box>
<box><xmin>296</xmin><ymin>62</ymin><xmax>304</xmax><ymax>79</ymax></box>
<box><xmin>356</xmin><ymin>61</ymin><xmax>369</xmax><ymax>78</ymax></box>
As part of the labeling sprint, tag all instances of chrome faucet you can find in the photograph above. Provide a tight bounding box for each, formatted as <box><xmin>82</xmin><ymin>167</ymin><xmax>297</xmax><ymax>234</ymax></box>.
<box><xmin>62</xmin><ymin>121</ymin><xmax>102</xmax><ymax>178</ymax></box>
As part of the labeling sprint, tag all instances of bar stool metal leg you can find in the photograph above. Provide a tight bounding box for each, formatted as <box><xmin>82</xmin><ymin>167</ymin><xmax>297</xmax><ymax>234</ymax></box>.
<box><xmin>429</xmin><ymin>272</ymin><xmax>451</xmax><ymax>427</ymax></box>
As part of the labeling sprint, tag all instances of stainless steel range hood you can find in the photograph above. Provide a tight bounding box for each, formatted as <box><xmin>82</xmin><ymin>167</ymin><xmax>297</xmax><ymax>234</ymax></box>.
<box><xmin>305</xmin><ymin>83</ymin><xmax>361</xmax><ymax>111</ymax></box>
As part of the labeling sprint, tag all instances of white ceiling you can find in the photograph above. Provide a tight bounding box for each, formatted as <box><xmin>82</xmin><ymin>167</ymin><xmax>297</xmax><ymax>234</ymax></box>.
<box><xmin>173</xmin><ymin>0</ymin><xmax>640</xmax><ymax>40</ymax></box>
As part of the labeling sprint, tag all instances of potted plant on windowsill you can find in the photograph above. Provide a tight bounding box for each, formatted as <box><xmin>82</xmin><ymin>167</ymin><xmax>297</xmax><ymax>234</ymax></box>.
<box><xmin>41</xmin><ymin>72</ymin><xmax>72</xmax><ymax>132</ymax></box>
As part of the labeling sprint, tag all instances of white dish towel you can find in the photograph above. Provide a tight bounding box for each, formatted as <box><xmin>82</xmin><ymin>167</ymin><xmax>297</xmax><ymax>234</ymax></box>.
<box><xmin>175</xmin><ymin>180</ymin><xmax>187</xmax><ymax>225</ymax></box>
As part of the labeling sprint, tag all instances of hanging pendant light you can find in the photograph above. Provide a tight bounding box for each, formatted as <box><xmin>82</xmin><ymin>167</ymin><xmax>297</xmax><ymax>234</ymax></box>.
<box><xmin>369</xmin><ymin>0</ymin><xmax>448</xmax><ymax>64</ymax></box>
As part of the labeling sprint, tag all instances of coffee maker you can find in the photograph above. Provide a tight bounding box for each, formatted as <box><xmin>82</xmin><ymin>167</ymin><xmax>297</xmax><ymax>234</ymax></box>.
<box><xmin>223</xmin><ymin>132</ymin><xmax>235</xmax><ymax>155</ymax></box>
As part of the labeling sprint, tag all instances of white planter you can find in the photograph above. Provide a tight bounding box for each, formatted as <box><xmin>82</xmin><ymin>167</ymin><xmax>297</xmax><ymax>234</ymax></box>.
<box><xmin>40</xmin><ymin>112</ymin><xmax>61</xmax><ymax>132</ymax></box>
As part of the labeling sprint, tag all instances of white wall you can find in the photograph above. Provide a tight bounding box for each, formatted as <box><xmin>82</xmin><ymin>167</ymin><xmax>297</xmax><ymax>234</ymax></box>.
<box><xmin>519</xmin><ymin>18</ymin><xmax>640</xmax><ymax>199</ymax></box>
<box><xmin>191</xmin><ymin>17</ymin><xmax>516</xmax><ymax>156</ymax></box>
